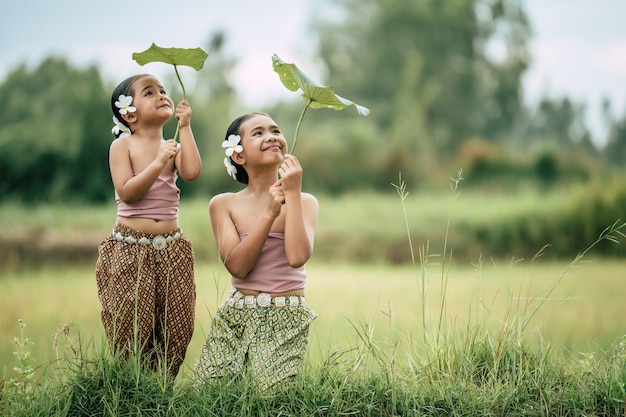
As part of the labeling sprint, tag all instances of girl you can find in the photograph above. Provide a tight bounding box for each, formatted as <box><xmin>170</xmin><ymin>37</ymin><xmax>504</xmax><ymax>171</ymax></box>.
<box><xmin>96</xmin><ymin>74</ymin><xmax>202</xmax><ymax>379</ymax></box>
<box><xmin>194</xmin><ymin>112</ymin><xmax>319</xmax><ymax>393</ymax></box>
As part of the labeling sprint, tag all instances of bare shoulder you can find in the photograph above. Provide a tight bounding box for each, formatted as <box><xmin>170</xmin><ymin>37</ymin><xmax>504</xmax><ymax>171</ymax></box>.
<box><xmin>302</xmin><ymin>192</ymin><xmax>318</xmax><ymax>204</ymax></box>
<box><xmin>208</xmin><ymin>192</ymin><xmax>237</xmax><ymax>211</ymax></box>
<box><xmin>302</xmin><ymin>192</ymin><xmax>319</xmax><ymax>210</ymax></box>
<box><xmin>109</xmin><ymin>137</ymin><xmax>129</xmax><ymax>153</ymax></box>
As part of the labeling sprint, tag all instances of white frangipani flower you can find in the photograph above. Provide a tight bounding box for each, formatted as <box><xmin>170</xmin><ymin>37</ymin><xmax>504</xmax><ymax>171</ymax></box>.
<box><xmin>115</xmin><ymin>94</ymin><xmax>136</xmax><ymax>115</ymax></box>
<box><xmin>224</xmin><ymin>157</ymin><xmax>237</xmax><ymax>179</ymax></box>
<box><xmin>222</xmin><ymin>134</ymin><xmax>243</xmax><ymax>157</ymax></box>
<box><xmin>111</xmin><ymin>116</ymin><xmax>131</xmax><ymax>138</ymax></box>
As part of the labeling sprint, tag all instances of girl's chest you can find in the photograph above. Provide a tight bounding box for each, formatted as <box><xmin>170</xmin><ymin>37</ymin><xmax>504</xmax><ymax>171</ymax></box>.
<box><xmin>230</xmin><ymin>204</ymin><xmax>285</xmax><ymax>234</ymax></box>
<box><xmin>129</xmin><ymin>142</ymin><xmax>175</xmax><ymax>173</ymax></box>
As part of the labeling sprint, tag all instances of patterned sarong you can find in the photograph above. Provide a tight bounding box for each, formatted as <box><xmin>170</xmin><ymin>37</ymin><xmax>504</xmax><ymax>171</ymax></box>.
<box><xmin>95</xmin><ymin>223</ymin><xmax>196</xmax><ymax>378</ymax></box>
<box><xmin>194</xmin><ymin>296</ymin><xmax>317</xmax><ymax>392</ymax></box>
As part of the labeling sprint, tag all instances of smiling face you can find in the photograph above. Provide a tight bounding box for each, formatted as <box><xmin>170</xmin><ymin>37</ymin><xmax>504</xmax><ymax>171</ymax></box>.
<box><xmin>127</xmin><ymin>75</ymin><xmax>174</xmax><ymax>125</ymax></box>
<box><xmin>238</xmin><ymin>113</ymin><xmax>288</xmax><ymax>160</ymax></box>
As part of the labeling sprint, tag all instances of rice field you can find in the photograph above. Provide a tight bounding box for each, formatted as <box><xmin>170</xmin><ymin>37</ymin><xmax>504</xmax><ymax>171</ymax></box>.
<box><xmin>2</xmin><ymin>257</ymin><xmax>625</xmax><ymax>382</ymax></box>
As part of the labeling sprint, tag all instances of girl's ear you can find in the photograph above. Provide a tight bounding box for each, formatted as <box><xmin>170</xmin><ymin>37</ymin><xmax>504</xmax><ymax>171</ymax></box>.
<box><xmin>232</xmin><ymin>151</ymin><xmax>245</xmax><ymax>165</ymax></box>
<box><xmin>121</xmin><ymin>111</ymin><xmax>137</xmax><ymax>125</ymax></box>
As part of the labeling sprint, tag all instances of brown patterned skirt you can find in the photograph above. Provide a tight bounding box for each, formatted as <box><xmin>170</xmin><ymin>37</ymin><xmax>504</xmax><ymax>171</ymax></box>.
<box><xmin>95</xmin><ymin>223</ymin><xmax>196</xmax><ymax>379</ymax></box>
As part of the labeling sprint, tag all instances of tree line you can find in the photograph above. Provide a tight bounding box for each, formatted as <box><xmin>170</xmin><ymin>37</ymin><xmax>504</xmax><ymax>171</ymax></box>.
<box><xmin>1</xmin><ymin>0</ymin><xmax>625</xmax><ymax>204</ymax></box>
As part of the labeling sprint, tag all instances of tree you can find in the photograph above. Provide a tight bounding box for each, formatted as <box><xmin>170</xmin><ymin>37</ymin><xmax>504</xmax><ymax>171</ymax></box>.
<box><xmin>315</xmin><ymin>0</ymin><xmax>531</xmax><ymax>157</ymax></box>
<box><xmin>523</xmin><ymin>97</ymin><xmax>593</xmax><ymax>148</ymax></box>
<box><xmin>0</xmin><ymin>58</ymin><xmax>110</xmax><ymax>202</ymax></box>
<box><xmin>604</xmin><ymin>113</ymin><xmax>626</xmax><ymax>167</ymax></box>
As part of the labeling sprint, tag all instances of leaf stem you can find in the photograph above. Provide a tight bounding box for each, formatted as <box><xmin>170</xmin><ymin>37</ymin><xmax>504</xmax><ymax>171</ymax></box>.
<box><xmin>173</xmin><ymin>64</ymin><xmax>186</xmax><ymax>100</ymax></box>
<box><xmin>173</xmin><ymin>64</ymin><xmax>186</xmax><ymax>142</ymax></box>
<box><xmin>291</xmin><ymin>99</ymin><xmax>312</xmax><ymax>155</ymax></box>
<box><xmin>173</xmin><ymin>122</ymin><xmax>180</xmax><ymax>142</ymax></box>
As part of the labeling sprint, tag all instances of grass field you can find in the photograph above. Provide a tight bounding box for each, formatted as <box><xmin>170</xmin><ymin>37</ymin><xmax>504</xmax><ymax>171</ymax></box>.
<box><xmin>2</xmin><ymin>257</ymin><xmax>625</xmax><ymax>383</ymax></box>
<box><xmin>2</xmin><ymin>190</ymin><xmax>625</xmax><ymax>415</ymax></box>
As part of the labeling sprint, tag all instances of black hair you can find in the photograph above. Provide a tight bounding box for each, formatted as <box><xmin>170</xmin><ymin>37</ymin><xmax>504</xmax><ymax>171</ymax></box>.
<box><xmin>110</xmin><ymin>74</ymin><xmax>151</xmax><ymax>138</ymax></box>
<box><xmin>225</xmin><ymin>112</ymin><xmax>271</xmax><ymax>184</ymax></box>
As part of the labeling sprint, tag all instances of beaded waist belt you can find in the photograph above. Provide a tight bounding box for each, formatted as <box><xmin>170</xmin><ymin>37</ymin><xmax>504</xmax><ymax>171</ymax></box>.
<box><xmin>226</xmin><ymin>289</ymin><xmax>306</xmax><ymax>309</ymax></box>
<box><xmin>112</xmin><ymin>229</ymin><xmax>182</xmax><ymax>250</ymax></box>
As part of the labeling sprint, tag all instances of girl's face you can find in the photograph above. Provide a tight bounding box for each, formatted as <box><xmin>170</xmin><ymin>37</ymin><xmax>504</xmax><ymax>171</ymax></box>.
<box><xmin>129</xmin><ymin>76</ymin><xmax>174</xmax><ymax>123</ymax></box>
<box><xmin>239</xmin><ymin>114</ymin><xmax>288</xmax><ymax>161</ymax></box>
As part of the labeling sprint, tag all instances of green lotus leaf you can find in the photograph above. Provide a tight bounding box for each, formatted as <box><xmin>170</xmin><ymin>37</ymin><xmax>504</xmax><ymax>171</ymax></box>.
<box><xmin>132</xmin><ymin>43</ymin><xmax>209</xmax><ymax>71</ymax></box>
<box><xmin>272</xmin><ymin>54</ymin><xmax>370</xmax><ymax>116</ymax></box>
<box><xmin>131</xmin><ymin>43</ymin><xmax>209</xmax><ymax>141</ymax></box>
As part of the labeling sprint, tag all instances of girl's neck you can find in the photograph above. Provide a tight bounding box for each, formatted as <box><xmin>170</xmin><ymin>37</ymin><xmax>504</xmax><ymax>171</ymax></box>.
<box><xmin>131</xmin><ymin>124</ymin><xmax>164</xmax><ymax>141</ymax></box>
<box><xmin>244</xmin><ymin>170</ymin><xmax>279</xmax><ymax>195</ymax></box>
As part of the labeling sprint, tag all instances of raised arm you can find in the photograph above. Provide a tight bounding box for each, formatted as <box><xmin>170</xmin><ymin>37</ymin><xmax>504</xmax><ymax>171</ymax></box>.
<box><xmin>279</xmin><ymin>154</ymin><xmax>319</xmax><ymax>267</ymax></box>
<box><xmin>110</xmin><ymin>138</ymin><xmax>177</xmax><ymax>204</ymax></box>
<box><xmin>174</xmin><ymin>100</ymin><xmax>202</xmax><ymax>181</ymax></box>
<box><xmin>209</xmin><ymin>189</ymin><xmax>283</xmax><ymax>279</ymax></box>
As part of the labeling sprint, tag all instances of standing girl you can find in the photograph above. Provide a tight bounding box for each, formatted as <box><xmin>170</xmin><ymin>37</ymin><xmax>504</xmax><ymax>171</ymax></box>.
<box><xmin>194</xmin><ymin>112</ymin><xmax>319</xmax><ymax>393</ymax></box>
<box><xmin>96</xmin><ymin>74</ymin><xmax>202</xmax><ymax>379</ymax></box>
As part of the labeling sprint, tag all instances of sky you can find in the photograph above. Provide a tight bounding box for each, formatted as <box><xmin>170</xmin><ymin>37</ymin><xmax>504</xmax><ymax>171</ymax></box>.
<box><xmin>2</xmin><ymin>0</ymin><xmax>626</xmax><ymax>145</ymax></box>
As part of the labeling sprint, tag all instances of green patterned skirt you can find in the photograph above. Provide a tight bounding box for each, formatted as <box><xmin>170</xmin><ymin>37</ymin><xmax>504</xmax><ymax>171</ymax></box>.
<box><xmin>194</xmin><ymin>292</ymin><xmax>317</xmax><ymax>392</ymax></box>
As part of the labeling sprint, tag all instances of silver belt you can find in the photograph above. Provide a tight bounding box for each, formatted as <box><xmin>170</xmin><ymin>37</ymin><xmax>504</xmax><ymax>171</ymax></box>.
<box><xmin>112</xmin><ymin>229</ymin><xmax>182</xmax><ymax>250</ymax></box>
<box><xmin>227</xmin><ymin>289</ymin><xmax>305</xmax><ymax>309</ymax></box>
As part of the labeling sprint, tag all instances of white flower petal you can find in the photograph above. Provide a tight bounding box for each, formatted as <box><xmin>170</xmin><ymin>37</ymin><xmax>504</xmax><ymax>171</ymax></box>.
<box><xmin>224</xmin><ymin>157</ymin><xmax>237</xmax><ymax>179</ymax></box>
<box><xmin>115</xmin><ymin>95</ymin><xmax>136</xmax><ymax>114</ymax></box>
<box><xmin>119</xmin><ymin>95</ymin><xmax>133</xmax><ymax>106</ymax></box>
<box><xmin>221</xmin><ymin>135</ymin><xmax>242</xmax><ymax>179</ymax></box>
<box><xmin>112</xmin><ymin>115</ymin><xmax>131</xmax><ymax>137</ymax></box>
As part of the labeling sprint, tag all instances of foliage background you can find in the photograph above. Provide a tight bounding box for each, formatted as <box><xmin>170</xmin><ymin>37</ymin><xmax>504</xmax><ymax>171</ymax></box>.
<box><xmin>1</xmin><ymin>0</ymin><xmax>625</xmax><ymax>262</ymax></box>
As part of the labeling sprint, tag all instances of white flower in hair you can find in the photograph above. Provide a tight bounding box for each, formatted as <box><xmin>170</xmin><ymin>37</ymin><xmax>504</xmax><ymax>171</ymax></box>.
<box><xmin>224</xmin><ymin>157</ymin><xmax>237</xmax><ymax>179</ymax></box>
<box><xmin>111</xmin><ymin>116</ymin><xmax>131</xmax><ymax>138</ymax></box>
<box><xmin>115</xmin><ymin>94</ymin><xmax>136</xmax><ymax>115</ymax></box>
<box><xmin>222</xmin><ymin>134</ymin><xmax>243</xmax><ymax>157</ymax></box>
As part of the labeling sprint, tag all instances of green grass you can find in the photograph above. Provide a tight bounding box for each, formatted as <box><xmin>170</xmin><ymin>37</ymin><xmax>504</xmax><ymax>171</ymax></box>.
<box><xmin>1</xmin><ymin>187</ymin><xmax>625</xmax><ymax>415</ymax></box>
<box><xmin>2</xmin><ymin>260</ymin><xmax>626</xmax><ymax>415</ymax></box>
<box><xmin>2</xmin><ymin>259</ymin><xmax>626</xmax><ymax>376</ymax></box>
<box><xmin>2</xmin><ymin>256</ymin><xmax>626</xmax><ymax>415</ymax></box>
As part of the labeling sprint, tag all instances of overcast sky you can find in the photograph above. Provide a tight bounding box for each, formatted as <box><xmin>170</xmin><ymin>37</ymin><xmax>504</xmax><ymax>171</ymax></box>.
<box><xmin>2</xmin><ymin>0</ymin><xmax>625</xmax><ymax>144</ymax></box>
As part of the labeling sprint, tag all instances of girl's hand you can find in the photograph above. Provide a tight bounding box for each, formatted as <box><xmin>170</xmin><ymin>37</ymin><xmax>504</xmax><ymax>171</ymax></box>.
<box><xmin>268</xmin><ymin>179</ymin><xmax>285</xmax><ymax>218</ymax></box>
<box><xmin>175</xmin><ymin>100</ymin><xmax>192</xmax><ymax>128</ymax></box>
<box><xmin>157</xmin><ymin>139</ymin><xmax>180</xmax><ymax>165</ymax></box>
<box><xmin>278</xmin><ymin>154</ymin><xmax>303</xmax><ymax>193</ymax></box>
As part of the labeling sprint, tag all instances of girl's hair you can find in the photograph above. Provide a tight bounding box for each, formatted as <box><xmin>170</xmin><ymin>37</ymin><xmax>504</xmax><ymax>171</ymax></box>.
<box><xmin>110</xmin><ymin>74</ymin><xmax>151</xmax><ymax>138</ymax></box>
<box><xmin>225</xmin><ymin>112</ymin><xmax>271</xmax><ymax>184</ymax></box>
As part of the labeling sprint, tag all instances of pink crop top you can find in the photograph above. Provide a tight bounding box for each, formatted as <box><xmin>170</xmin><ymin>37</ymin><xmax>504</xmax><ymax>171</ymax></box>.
<box><xmin>231</xmin><ymin>233</ymin><xmax>307</xmax><ymax>293</ymax></box>
<box><xmin>116</xmin><ymin>169</ymin><xmax>180</xmax><ymax>220</ymax></box>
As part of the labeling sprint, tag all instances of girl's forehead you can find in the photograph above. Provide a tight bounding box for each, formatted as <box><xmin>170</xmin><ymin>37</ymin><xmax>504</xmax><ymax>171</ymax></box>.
<box><xmin>132</xmin><ymin>76</ymin><xmax>163</xmax><ymax>92</ymax></box>
<box><xmin>241</xmin><ymin>114</ymin><xmax>277</xmax><ymax>132</ymax></box>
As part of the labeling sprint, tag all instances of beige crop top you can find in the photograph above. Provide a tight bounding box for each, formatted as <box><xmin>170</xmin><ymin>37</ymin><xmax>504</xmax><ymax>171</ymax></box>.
<box><xmin>116</xmin><ymin>169</ymin><xmax>180</xmax><ymax>220</ymax></box>
<box><xmin>231</xmin><ymin>233</ymin><xmax>307</xmax><ymax>293</ymax></box>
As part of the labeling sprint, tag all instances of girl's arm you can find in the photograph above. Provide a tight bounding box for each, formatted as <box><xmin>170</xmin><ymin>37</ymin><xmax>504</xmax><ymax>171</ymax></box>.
<box><xmin>280</xmin><ymin>154</ymin><xmax>319</xmax><ymax>267</ymax></box>
<box><xmin>209</xmin><ymin>190</ymin><xmax>282</xmax><ymax>279</ymax></box>
<box><xmin>174</xmin><ymin>100</ymin><xmax>202</xmax><ymax>181</ymax></box>
<box><xmin>110</xmin><ymin>138</ymin><xmax>177</xmax><ymax>204</ymax></box>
